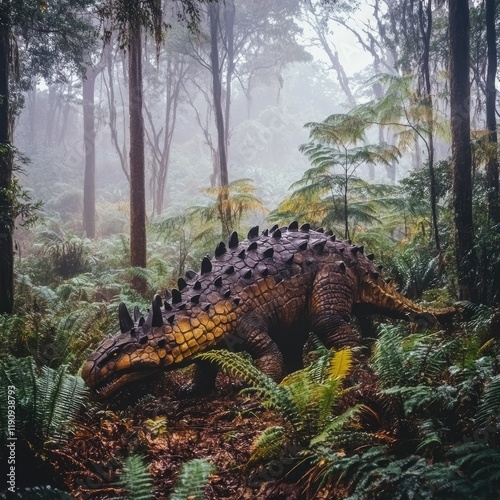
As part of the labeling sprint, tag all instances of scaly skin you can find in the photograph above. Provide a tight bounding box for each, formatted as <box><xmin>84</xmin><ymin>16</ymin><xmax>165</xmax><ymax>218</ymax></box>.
<box><xmin>82</xmin><ymin>223</ymin><xmax>456</xmax><ymax>397</ymax></box>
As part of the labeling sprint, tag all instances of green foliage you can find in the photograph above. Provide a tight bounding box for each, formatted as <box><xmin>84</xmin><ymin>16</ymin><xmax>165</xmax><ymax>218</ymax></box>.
<box><xmin>355</xmin><ymin>74</ymin><xmax>449</xmax><ymax>153</ymax></box>
<box><xmin>320</xmin><ymin>446</ymin><xmax>462</xmax><ymax>499</ymax></box>
<box><xmin>372</xmin><ymin>324</ymin><xmax>459</xmax><ymax>389</ymax></box>
<box><xmin>446</xmin><ymin>443</ymin><xmax>500</xmax><ymax>497</ymax></box>
<box><xmin>248</xmin><ymin>425</ymin><xmax>286</xmax><ymax>463</ymax></box>
<box><xmin>277</xmin><ymin>111</ymin><xmax>400</xmax><ymax>239</ymax></box>
<box><xmin>170</xmin><ymin>458</ymin><xmax>214</xmax><ymax>500</ymax></box>
<box><xmin>390</xmin><ymin>238</ymin><xmax>440</xmax><ymax>299</ymax></box>
<box><xmin>115</xmin><ymin>455</ymin><xmax>154</xmax><ymax>500</ymax></box>
<box><xmin>196</xmin><ymin>178</ymin><xmax>268</xmax><ymax>239</ymax></box>
<box><xmin>475</xmin><ymin>375</ymin><xmax>500</xmax><ymax>429</ymax></box>
<box><xmin>0</xmin><ymin>356</ymin><xmax>88</xmax><ymax>444</ymax></box>
<box><xmin>199</xmin><ymin>341</ymin><xmax>362</xmax><ymax>456</ymax></box>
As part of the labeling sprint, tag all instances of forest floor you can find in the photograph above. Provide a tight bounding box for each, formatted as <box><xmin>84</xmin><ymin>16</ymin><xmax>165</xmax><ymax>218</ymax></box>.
<box><xmin>52</xmin><ymin>369</ymin><xmax>322</xmax><ymax>499</ymax></box>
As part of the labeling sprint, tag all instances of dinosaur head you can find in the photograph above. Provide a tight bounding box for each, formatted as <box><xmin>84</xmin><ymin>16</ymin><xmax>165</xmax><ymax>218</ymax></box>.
<box><xmin>82</xmin><ymin>295</ymin><xmax>232</xmax><ymax>398</ymax></box>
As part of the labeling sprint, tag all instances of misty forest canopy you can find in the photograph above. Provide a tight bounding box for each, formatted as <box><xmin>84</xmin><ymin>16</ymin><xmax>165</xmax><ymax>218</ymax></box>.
<box><xmin>1</xmin><ymin>0</ymin><xmax>500</xmax><ymax>497</ymax></box>
<box><xmin>0</xmin><ymin>0</ymin><xmax>498</xmax><ymax>328</ymax></box>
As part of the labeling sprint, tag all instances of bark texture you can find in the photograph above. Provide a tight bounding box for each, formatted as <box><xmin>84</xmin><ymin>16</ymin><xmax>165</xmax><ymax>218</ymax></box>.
<box><xmin>83</xmin><ymin>71</ymin><xmax>97</xmax><ymax>238</ymax></box>
<box><xmin>486</xmin><ymin>0</ymin><xmax>499</xmax><ymax>225</ymax></box>
<box><xmin>449</xmin><ymin>0</ymin><xmax>476</xmax><ymax>301</ymax></box>
<box><xmin>128</xmin><ymin>21</ymin><xmax>147</xmax><ymax>290</ymax></box>
<box><xmin>0</xmin><ymin>3</ymin><xmax>13</xmax><ymax>314</ymax></box>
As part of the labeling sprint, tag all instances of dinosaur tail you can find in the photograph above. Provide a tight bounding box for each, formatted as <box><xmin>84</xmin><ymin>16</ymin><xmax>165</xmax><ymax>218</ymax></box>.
<box><xmin>360</xmin><ymin>278</ymin><xmax>457</xmax><ymax>325</ymax></box>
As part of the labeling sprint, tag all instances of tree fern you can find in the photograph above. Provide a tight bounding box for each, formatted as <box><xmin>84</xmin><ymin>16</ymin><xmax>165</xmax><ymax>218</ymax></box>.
<box><xmin>170</xmin><ymin>458</ymin><xmax>214</xmax><ymax>500</ymax></box>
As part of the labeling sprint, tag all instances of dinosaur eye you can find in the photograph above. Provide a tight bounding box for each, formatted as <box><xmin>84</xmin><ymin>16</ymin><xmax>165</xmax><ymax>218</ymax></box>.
<box><xmin>97</xmin><ymin>348</ymin><xmax>120</xmax><ymax>367</ymax></box>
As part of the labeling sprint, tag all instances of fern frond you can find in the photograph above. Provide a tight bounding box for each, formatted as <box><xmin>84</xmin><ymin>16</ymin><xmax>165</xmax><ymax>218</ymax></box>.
<box><xmin>249</xmin><ymin>425</ymin><xmax>286</xmax><ymax>463</ymax></box>
<box><xmin>0</xmin><ymin>357</ymin><xmax>88</xmax><ymax>443</ymax></box>
<box><xmin>329</xmin><ymin>348</ymin><xmax>353</xmax><ymax>380</ymax></box>
<box><xmin>310</xmin><ymin>404</ymin><xmax>364</xmax><ymax>446</ymax></box>
<box><xmin>116</xmin><ymin>455</ymin><xmax>153</xmax><ymax>500</ymax></box>
<box><xmin>476</xmin><ymin>374</ymin><xmax>500</xmax><ymax>428</ymax></box>
<box><xmin>196</xmin><ymin>350</ymin><xmax>292</xmax><ymax>414</ymax></box>
<box><xmin>170</xmin><ymin>458</ymin><xmax>214</xmax><ymax>500</ymax></box>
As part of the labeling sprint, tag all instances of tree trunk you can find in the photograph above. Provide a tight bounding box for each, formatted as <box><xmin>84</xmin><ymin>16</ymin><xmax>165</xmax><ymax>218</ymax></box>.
<box><xmin>485</xmin><ymin>0</ymin><xmax>499</xmax><ymax>225</ymax></box>
<box><xmin>449</xmin><ymin>0</ymin><xmax>476</xmax><ymax>301</ymax></box>
<box><xmin>209</xmin><ymin>3</ymin><xmax>230</xmax><ymax>236</ymax></box>
<box><xmin>419</xmin><ymin>0</ymin><xmax>441</xmax><ymax>256</ymax></box>
<box><xmin>209</xmin><ymin>3</ymin><xmax>228</xmax><ymax>187</ymax></box>
<box><xmin>223</xmin><ymin>0</ymin><xmax>235</xmax><ymax>154</ymax></box>
<box><xmin>128</xmin><ymin>20</ymin><xmax>147</xmax><ymax>291</ymax></box>
<box><xmin>0</xmin><ymin>2</ymin><xmax>13</xmax><ymax>314</ymax></box>
<box><xmin>83</xmin><ymin>70</ymin><xmax>96</xmax><ymax>239</ymax></box>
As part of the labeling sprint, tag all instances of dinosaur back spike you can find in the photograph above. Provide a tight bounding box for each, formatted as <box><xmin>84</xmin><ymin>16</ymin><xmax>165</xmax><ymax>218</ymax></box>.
<box><xmin>215</xmin><ymin>241</ymin><xmax>226</xmax><ymax>258</ymax></box>
<box><xmin>152</xmin><ymin>298</ymin><xmax>163</xmax><ymax>327</ymax></box>
<box><xmin>119</xmin><ymin>303</ymin><xmax>134</xmax><ymax>333</ymax></box>
<box><xmin>228</xmin><ymin>231</ymin><xmax>239</xmax><ymax>248</ymax></box>
<box><xmin>185</xmin><ymin>269</ymin><xmax>197</xmax><ymax>280</ymax></box>
<box><xmin>201</xmin><ymin>256</ymin><xmax>212</xmax><ymax>274</ymax></box>
<box><xmin>178</xmin><ymin>277</ymin><xmax>187</xmax><ymax>291</ymax></box>
<box><xmin>133</xmin><ymin>306</ymin><xmax>141</xmax><ymax>322</ymax></box>
<box><xmin>248</xmin><ymin>226</ymin><xmax>259</xmax><ymax>239</ymax></box>
<box><xmin>172</xmin><ymin>288</ymin><xmax>182</xmax><ymax>304</ymax></box>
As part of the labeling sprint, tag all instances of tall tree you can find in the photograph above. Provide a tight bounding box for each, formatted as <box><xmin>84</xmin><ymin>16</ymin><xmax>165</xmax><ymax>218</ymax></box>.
<box><xmin>0</xmin><ymin>0</ymin><xmax>13</xmax><ymax>314</ymax></box>
<box><xmin>449</xmin><ymin>0</ymin><xmax>476</xmax><ymax>301</ymax></box>
<box><xmin>485</xmin><ymin>0</ymin><xmax>499</xmax><ymax>225</ymax></box>
<box><xmin>83</xmin><ymin>48</ymin><xmax>107</xmax><ymax>239</ymax></box>
<box><xmin>208</xmin><ymin>2</ymin><xmax>229</xmax><ymax>189</ymax></box>
<box><xmin>417</xmin><ymin>0</ymin><xmax>441</xmax><ymax>256</ymax></box>
<box><xmin>128</xmin><ymin>15</ymin><xmax>147</xmax><ymax>285</ymax></box>
<box><xmin>0</xmin><ymin>0</ymin><xmax>94</xmax><ymax>313</ymax></box>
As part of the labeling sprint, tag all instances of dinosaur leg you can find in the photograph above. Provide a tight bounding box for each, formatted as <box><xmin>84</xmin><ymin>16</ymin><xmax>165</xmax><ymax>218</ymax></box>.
<box><xmin>177</xmin><ymin>359</ymin><xmax>218</xmax><ymax>398</ymax></box>
<box><xmin>230</xmin><ymin>313</ymin><xmax>284</xmax><ymax>382</ymax></box>
<box><xmin>310</xmin><ymin>266</ymin><xmax>360</xmax><ymax>349</ymax></box>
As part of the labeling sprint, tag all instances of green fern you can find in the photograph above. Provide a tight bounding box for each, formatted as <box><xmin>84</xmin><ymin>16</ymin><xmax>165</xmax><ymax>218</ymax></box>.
<box><xmin>170</xmin><ymin>458</ymin><xmax>214</xmax><ymax>500</ymax></box>
<box><xmin>320</xmin><ymin>445</ymin><xmax>469</xmax><ymax>499</ymax></box>
<box><xmin>372</xmin><ymin>325</ymin><xmax>459</xmax><ymax>388</ymax></box>
<box><xmin>447</xmin><ymin>443</ymin><xmax>500</xmax><ymax>497</ymax></box>
<box><xmin>0</xmin><ymin>356</ymin><xmax>88</xmax><ymax>443</ymax></box>
<box><xmin>249</xmin><ymin>425</ymin><xmax>286</xmax><ymax>463</ymax></box>
<box><xmin>115</xmin><ymin>455</ymin><xmax>154</xmax><ymax>500</ymax></box>
<box><xmin>475</xmin><ymin>374</ymin><xmax>500</xmax><ymax>428</ymax></box>
<box><xmin>199</xmin><ymin>341</ymin><xmax>361</xmax><ymax>449</ymax></box>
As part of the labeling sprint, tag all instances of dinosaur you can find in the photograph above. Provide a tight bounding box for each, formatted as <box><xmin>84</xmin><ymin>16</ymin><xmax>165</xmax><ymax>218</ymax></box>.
<box><xmin>82</xmin><ymin>222</ymin><xmax>456</xmax><ymax>398</ymax></box>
